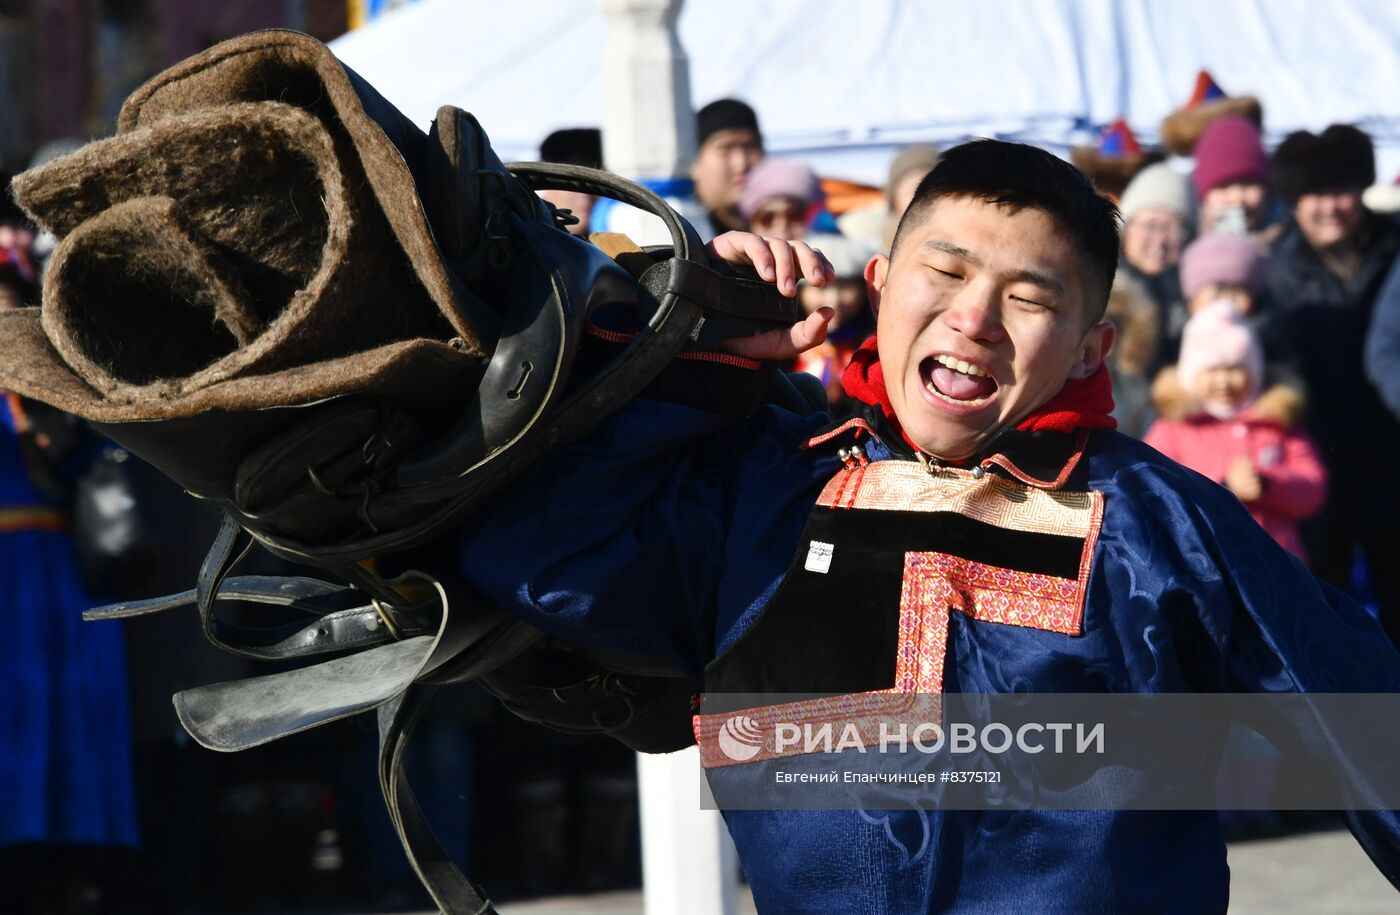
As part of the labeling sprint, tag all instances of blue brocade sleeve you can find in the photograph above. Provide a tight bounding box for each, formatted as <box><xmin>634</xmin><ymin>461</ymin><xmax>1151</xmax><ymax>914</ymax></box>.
<box><xmin>456</xmin><ymin>367</ymin><xmax>833</xmax><ymax>678</ymax></box>
<box><xmin>1094</xmin><ymin>432</ymin><xmax>1400</xmax><ymax>889</ymax></box>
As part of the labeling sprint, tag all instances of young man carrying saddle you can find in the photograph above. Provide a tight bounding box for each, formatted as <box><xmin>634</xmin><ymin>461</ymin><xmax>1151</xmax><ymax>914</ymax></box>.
<box><xmin>456</xmin><ymin>140</ymin><xmax>1400</xmax><ymax>913</ymax></box>
<box><xmin>3</xmin><ymin>29</ymin><xmax>1397</xmax><ymax>912</ymax></box>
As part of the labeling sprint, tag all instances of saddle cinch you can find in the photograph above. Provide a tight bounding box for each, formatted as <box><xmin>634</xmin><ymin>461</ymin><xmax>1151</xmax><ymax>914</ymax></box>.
<box><xmin>0</xmin><ymin>30</ymin><xmax>805</xmax><ymax>913</ymax></box>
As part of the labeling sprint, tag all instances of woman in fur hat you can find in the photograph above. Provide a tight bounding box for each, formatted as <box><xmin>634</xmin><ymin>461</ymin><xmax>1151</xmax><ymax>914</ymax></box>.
<box><xmin>1145</xmin><ymin>303</ymin><xmax>1326</xmax><ymax>563</ymax></box>
<box><xmin>1265</xmin><ymin>123</ymin><xmax>1400</xmax><ymax>644</ymax></box>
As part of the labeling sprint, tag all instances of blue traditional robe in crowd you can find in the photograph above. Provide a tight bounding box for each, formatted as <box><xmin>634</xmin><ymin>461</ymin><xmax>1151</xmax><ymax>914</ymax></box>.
<box><xmin>0</xmin><ymin>395</ymin><xmax>138</xmax><ymax>847</ymax></box>
<box><xmin>458</xmin><ymin>333</ymin><xmax>1400</xmax><ymax>913</ymax></box>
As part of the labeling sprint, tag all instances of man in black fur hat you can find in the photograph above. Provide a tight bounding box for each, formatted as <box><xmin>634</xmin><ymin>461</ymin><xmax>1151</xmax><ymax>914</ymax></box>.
<box><xmin>1266</xmin><ymin>124</ymin><xmax>1400</xmax><ymax>647</ymax></box>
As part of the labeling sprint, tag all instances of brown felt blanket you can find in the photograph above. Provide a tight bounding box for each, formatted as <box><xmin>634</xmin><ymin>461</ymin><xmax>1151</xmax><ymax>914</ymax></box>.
<box><xmin>0</xmin><ymin>30</ymin><xmax>484</xmax><ymax>423</ymax></box>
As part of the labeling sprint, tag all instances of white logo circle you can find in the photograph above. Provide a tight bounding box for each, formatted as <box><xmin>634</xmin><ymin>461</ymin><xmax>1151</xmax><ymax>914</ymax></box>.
<box><xmin>717</xmin><ymin>715</ymin><xmax>763</xmax><ymax>761</ymax></box>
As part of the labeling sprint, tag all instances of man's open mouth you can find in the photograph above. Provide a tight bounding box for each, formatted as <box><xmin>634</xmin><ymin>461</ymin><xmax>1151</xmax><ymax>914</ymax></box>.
<box><xmin>922</xmin><ymin>354</ymin><xmax>998</xmax><ymax>405</ymax></box>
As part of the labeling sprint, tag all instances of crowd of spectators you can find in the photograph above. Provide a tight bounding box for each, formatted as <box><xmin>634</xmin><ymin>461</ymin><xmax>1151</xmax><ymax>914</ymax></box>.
<box><xmin>594</xmin><ymin>87</ymin><xmax>1400</xmax><ymax>650</ymax></box>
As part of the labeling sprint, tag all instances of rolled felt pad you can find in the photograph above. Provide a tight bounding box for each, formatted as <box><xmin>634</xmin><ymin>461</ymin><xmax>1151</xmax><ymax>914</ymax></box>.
<box><xmin>0</xmin><ymin>31</ymin><xmax>483</xmax><ymax>423</ymax></box>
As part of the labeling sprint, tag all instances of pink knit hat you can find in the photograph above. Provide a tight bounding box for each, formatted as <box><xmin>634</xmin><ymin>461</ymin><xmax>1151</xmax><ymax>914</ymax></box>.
<box><xmin>1176</xmin><ymin>302</ymin><xmax>1264</xmax><ymax>404</ymax></box>
<box><xmin>1191</xmin><ymin>116</ymin><xmax>1270</xmax><ymax>201</ymax></box>
<box><xmin>1178</xmin><ymin>233</ymin><xmax>1267</xmax><ymax>299</ymax></box>
<box><xmin>739</xmin><ymin>159</ymin><xmax>822</xmax><ymax>220</ymax></box>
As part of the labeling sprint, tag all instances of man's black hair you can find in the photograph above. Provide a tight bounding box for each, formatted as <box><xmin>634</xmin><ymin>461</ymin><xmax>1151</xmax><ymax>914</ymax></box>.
<box><xmin>540</xmin><ymin>127</ymin><xmax>604</xmax><ymax>170</ymax></box>
<box><xmin>890</xmin><ymin>139</ymin><xmax>1120</xmax><ymax>323</ymax></box>
<box><xmin>697</xmin><ymin>98</ymin><xmax>763</xmax><ymax>150</ymax></box>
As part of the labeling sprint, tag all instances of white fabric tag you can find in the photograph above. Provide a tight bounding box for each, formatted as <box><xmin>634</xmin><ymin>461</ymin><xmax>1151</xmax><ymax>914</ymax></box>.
<box><xmin>804</xmin><ymin>540</ymin><xmax>835</xmax><ymax>574</ymax></box>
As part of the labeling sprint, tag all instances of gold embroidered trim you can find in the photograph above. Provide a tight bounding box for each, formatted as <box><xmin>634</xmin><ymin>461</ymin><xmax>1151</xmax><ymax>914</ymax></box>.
<box><xmin>816</xmin><ymin>459</ymin><xmax>1099</xmax><ymax>537</ymax></box>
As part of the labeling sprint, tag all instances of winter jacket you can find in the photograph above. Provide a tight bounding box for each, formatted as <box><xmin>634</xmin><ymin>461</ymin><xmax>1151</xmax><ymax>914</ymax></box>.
<box><xmin>1104</xmin><ymin>271</ymin><xmax>1162</xmax><ymax>438</ymax></box>
<box><xmin>1266</xmin><ymin>217</ymin><xmax>1400</xmax><ymax>464</ymax></box>
<box><xmin>1144</xmin><ymin>376</ymin><xmax>1327</xmax><ymax>561</ymax></box>
<box><xmin>455</xmin><ymin>331</ymin><xmax>1400</xmax><ymax>913</ymax></box>
<box><xmin>1119</xmin><ymin>259</ymin><xmax>1184</xmax><ymax>374</ymax></box>
<box><xmin>1365</xmin><ymin>253</ymin><xmax>1400</xmax><ymax>421</ymax></box>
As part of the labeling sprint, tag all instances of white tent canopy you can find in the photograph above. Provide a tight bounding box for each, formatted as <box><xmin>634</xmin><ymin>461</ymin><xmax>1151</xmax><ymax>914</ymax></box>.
<box><xmin>330</xmin><ymin>0</ymin><xmax>1400</xmax><ymax>186</ymax></box>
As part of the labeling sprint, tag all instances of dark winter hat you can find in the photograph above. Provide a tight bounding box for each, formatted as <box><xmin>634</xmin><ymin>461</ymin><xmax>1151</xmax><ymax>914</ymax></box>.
<box><xmin>696</xmin><ymin>98</ymin><xmax>762</xmax><ymax>149</ymax></box>
<box><xmin>1271</xmin><ymin>124</ymin><xmax>1376</xmax><ymax>205</ymax></box>
<box><xmin>540</xmin><ymin>127</ymin><xmax>603</xmax><ymax>169</ymax></box>
<box><xmin>1191</xmin><ymin>116</ymin><xmax>1270</xmax><ymax>201</ymax></box>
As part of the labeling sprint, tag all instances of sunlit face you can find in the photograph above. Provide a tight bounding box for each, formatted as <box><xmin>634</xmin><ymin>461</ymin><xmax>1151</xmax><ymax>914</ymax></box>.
<box><xmin>0</xmin><ymin>223</ymin><xmax>31</xmax><ymax>251</ymax></box>
<box><xmin>690</xmin><ymin>128</ymin><xmax>763</xmax><ymax>212</ymax></box>
<box><xmin>1294</xmin><ymin>189</ymin><xmax>1365</xmax><ymax>250</ymax></box>
<box><xmin>799</xmin><ymin>277</ymin><xmax>867</xmax><ymax>330</ymax></box>
<box><xmin>868</xmin><ymin>197</ymin><xmax>1113</xmax><ymax>462</ymax></box>
<box><xmin>1187</xmin><ymin>284</ymin><xmax>1253</xmax><ymax>317</ymax></box>
<box><xmin>1194</xmin><ymin>365</ymin><xmax>1252</xmax><ymax>417</ymax></box>
<box><xmin>1122</xmin><ymin>208</ymin><xmax>1187</xmax><ymax>276</ymax></box>
<box><xmin>1200</xmin><ymin>181</ymin><xmax>1268</xmax><ymax>233</ymax></box>
<box><xmin>750</xmin><ymin>196</ymin><xmax>808</xmax><ymax>241</ymax></box>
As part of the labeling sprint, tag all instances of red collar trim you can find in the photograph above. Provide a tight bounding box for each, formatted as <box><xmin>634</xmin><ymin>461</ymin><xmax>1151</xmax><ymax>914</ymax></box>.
<box><xmin>840</xmin><ymin>336</ymin><xmax>1116</xmax><ymax>442</ymax></box>
<box><xmin>802</xmin><ymin>416</ymin><xmax>877</xmax><ymax>451</ymax></box>
<box><xmin>979</xmin><ymin>428</ymin><xmax>1090</xmax><ymax>491</ymax></box>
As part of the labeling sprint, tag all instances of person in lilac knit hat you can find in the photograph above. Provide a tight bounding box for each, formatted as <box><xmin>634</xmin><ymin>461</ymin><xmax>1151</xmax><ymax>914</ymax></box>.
<box><xmin>738</xmin><ymin>159</ymin><xmax>823</xmax><ymax>242</ymax></box>
<box><xmin>1168</xmin><ymin>230</ymin><xmax>1293</xmax><ymax>368</ymax></box>
<box><xmin>1179</xmin><ymin>232</ymin><xmax>1267</xmax><ymax>317</ymax></box>
<box><xmin>1193</xmin><ymin>115</ymin><xmax>1276</xmax><ymax>244</ymax></box>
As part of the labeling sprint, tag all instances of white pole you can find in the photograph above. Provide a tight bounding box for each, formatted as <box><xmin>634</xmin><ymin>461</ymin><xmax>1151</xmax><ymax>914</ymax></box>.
<box><xmin>637</xmin><ymin>746</ymin><xmax>739</xmax><ymax>915</ymax></box>
<box><xmin>597</xmin><ymin>0</ymin><xmax>695</xmax><ymax>179</ymax></box>
<box><xmin>596</xmin><ymin>0</ymin><xmax>712</xmax><ymax>245</ymax></box>
<box><xmin>596</xmin><ymin>2</ymin><xmax>738</xmax><ymax>912</ymax></box>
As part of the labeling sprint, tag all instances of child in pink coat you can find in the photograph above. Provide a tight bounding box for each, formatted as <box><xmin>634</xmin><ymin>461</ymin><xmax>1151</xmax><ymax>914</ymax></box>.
<box><xmin>1145</xmin><ymin>302</ymin><xmax>1327</xmax><ymax>563</ymax></box>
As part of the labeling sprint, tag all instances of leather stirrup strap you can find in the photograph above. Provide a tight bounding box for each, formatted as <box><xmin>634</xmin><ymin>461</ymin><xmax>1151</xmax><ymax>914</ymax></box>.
<box><xmin>88</xmin><ymin>514</ymin><xmax>434</xmax><ymax>660</ymax></box>
<box><xmin>378</xmin><ymin>686</ymin><xmax>497</xmax><ymax>915</ymax></box>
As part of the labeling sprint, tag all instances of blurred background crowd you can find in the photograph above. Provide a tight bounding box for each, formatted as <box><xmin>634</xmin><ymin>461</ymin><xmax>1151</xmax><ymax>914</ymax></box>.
<box><xmin>3</xmin><ymin>1</ymin><xmax>1400</xmax><ymax>913</ymax></box>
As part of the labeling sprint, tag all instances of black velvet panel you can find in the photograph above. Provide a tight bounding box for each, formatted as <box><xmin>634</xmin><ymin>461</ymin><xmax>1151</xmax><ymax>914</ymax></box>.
<box><xmin>824</xmin><ymin>508</ymin><xmax>1085</xmax><ymax>579</ymax></box>
<box><xmin>704</xmin><ymin>506</ymin><xmax>1087</xmax><ymax>696</ymax></box>
<box><xmin>705</xmin><ymin>507</ymin><xmax>904</xmax><ymax>695</ymax></box>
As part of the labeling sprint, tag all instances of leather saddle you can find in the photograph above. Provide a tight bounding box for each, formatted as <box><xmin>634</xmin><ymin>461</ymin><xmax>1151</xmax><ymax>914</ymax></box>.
<box><xmin>0</xmin><ymin>29</ymin><xmax>804</xmax><ymax>914</ymax></box>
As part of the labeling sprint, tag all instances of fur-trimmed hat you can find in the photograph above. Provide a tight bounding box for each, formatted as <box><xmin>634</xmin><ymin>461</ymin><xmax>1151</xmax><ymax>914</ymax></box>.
<box><xmin>1160</xmin><ymin>70</ymin><xmax>1263</xmax><ymax>157</ymax></box>
<box><xmin>1271</xmin><ymin>124</ymin><xmax>1376</xmax><ymax>205</ymax></box>
<box><xmin>1071</xmin><ymin>119</ymin><xmax>1163</xmax><ymax>200</ymax></box>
